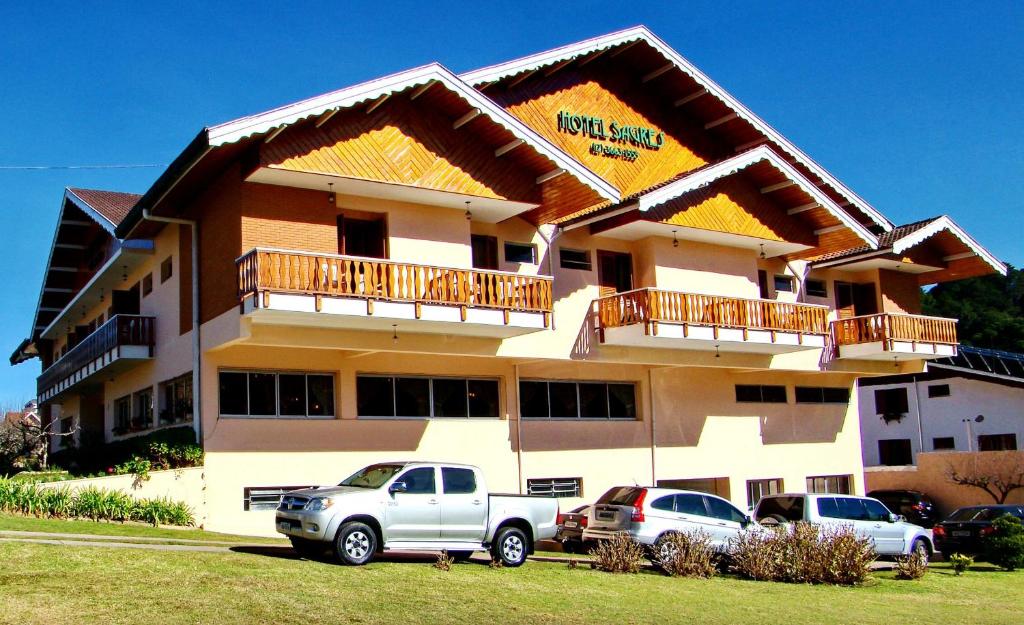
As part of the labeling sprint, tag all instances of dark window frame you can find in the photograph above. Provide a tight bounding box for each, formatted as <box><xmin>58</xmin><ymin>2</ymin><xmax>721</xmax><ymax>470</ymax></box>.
<box><xmin>746</xmin><ymin>478</ymin><xmax>784</xmax><ymax>508</ymax></box>
<box><xmin>927</xmin><ymin>384</ymin><xmax>951</xmax><ymax>398</ymax></box>
<box><xmin>160</xmin><ymin>256</ymin><xmax>173</xmax><ymax>283</ymax></box>
<box><xmin>735</xmin><ymin>384</ymin><xmax>788</xmax><ymax>404</ymax></box>
<box><xmin>805</xmin><ymin>279</ymin><xmax>828</xmax><ymax>298</ymax></box>
<box><xmin>794</xmin><ymin>386</ymin><xmax>850</xmax><ymax>404</ymax></box>
<box><xmin>218</xmin><ymin>370</ymin><xmax>336</xmax><ymax>419</ymax></box>
<box><xmin>142</xmin><ymin>273</ymin><xmax>153</xmax><ymax>296</ymax></box>
<box><xmin>559</xmin><ymin>247</ymin><xmax>592</xmax><ymax>271</ymax></box>
<box><xmin>470</xmin><ymin>234</ymin><xmax>499</xmax><ymax>270</ymax></box>
<box><xmin>356</xmin><ymin>374</ymin><xmax>500</xmax><ymax>419</ymax></box>
<box><xmin>932</xmin><ymin>436</ymin><xmax>955</xmax><ymax>451</ymax></box>
<box><xmin>874</xmin><ymin>387</ymin><xmax>909</xmax><ymax>416</ymax></box>
<box><xmin>878</xmin><ymin>438</ymin><xmax>914</xmax><ymax>466</ymax></box>
<box><xmin>978</xmin><ymin>433</ymin><xmax>1018</xmax><ymax>452</ymax></box>
<box><xmin>504</xmin><ymin>241</ymin><xmax>537</xmax><ymax>264</ymax></box>
<box><xmin>773</xmin><ymin>275</ymin><xmax>795</xmax><ymax>293</ymax></box>
<box><xmin>519</xmin><ymin>380</ymin><xmax>638</xmax><ymax>420</ymax></box>
<box><xmin>806</xmin><ymin>474</ymin><xmax>853</xmax><ymax>495</ymax></box>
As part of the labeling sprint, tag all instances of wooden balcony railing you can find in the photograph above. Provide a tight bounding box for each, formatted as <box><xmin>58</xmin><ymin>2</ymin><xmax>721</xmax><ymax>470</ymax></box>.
<box><xmin>237</xmin><ymin>248</ymin><xmax>553</xmax><ymax>315</ymax></box>
<box><xmin>831</xmin><ymin>313</ymin><xmax>958</xmax><ymax>349</ymax></box>
<box><xmin>37</xmin><ymin>315</ymin><xmax>155</xmax><ymax>396</ymax></box>
<box><xmin>596</xmin><ymin>288</ymin><xmax>829</xmax><ymax>337</ymax></box>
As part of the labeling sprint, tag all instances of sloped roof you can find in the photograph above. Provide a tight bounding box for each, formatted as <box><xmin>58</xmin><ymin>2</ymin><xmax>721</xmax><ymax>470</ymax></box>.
<box><xmin>67</xmin><ymin>188</ymin><xmax>141</xmax><ymax>230</ymax></box>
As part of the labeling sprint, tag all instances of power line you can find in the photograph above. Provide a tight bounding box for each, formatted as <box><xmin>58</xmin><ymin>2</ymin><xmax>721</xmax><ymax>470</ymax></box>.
<box><xmin>0</xmin><ymin>164</ymin><xmax>165</xmax><ymax>171</ymax></box>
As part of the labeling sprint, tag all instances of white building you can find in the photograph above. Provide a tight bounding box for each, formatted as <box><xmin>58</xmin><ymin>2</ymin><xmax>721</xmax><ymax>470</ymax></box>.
<box><xmin>858</xmin><ymin>346</ymin><xmax>1024</xmax><ymax>467</ymax></box>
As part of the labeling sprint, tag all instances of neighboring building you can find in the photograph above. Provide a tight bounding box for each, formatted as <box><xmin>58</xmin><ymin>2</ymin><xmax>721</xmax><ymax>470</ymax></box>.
<box><xmin>9</xmin><ymin>27</ymin><xmax>1006</xmax><ymax>535</ymax></box>
<box><xmin>859</xmin><ymin>346</ymin><xmax>1024</xmax><ymax>467</ymax></box>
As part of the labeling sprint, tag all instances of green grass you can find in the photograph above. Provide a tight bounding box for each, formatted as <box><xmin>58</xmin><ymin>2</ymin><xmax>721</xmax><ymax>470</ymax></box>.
<box><xmin>0</xmin><ymin>518</ymin><xmax>1021</xmax><ymax>625</ymax></box>
<box><xmin>0</xmin><ymin>513</ymin><xmax>285</xmax><ymax>545</ymax></box>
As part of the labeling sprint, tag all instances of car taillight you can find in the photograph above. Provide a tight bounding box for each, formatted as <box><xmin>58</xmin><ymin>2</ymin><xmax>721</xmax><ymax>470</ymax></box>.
<box><xmin>556</xmin><ymin>513</ymin><xmax>567</xmax><ymax>525</ymax></box>
<box><xmin>580</xmin><ymin>515</ymin><xmax>588</xmax><ymax>528</ymax></box>
<box><xmin>631</xmin><ymin>488</ymin><xmax>648</xmax><ymax>523</ymax></box>
<box><xmin>981</xmin><ymin>526</ymin><xmax>997</xmax><ymax>537</ymax></box>
<box><xmin>932</xmin><ymin>526</ymin><xmax>945</xmax><ymax>538</ymax></box>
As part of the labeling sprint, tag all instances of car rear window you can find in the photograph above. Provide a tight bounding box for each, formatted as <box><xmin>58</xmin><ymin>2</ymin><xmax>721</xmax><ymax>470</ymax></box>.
<box><xmin>948</xmin><ymin>507</ymin><xmax>994</xmax><ymax>522</ymax></box>
<box><xmin>596</xmin><ymin>487</ymin><xmax>644</xmax><ymax>506</ymax></box>
<box><xmin>755</xmin><ymin>496</ymin><xmax>804</xmax><ymax>522</ymax></box>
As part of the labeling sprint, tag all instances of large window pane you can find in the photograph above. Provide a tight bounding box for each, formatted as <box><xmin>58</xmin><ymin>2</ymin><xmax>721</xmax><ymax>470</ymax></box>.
<box><xmin>395</xmin><ymin>377</ymin><xmax>430</xmax><ymax>417</ymax></box>
<box><xmin>548</xmin><ymin>382</ymin><xmax>579</xmax><ymax>419</ymax></box>
<box><xmin>432</xmin><ymin>378</ymin><xmax>468</xmax><ymax>418</ymax></box>
<box><xmin>219</xmin><ymin>372</ymin><xmax>248</xmax><ymax>415</ymax></box>
<box><xmin>578</xmin><ymin>383</ymin><xmax>609</xmax><ymax>419</ymax></box>
<box><xmin>519</xmin><ymin>381</ymin><xmax>549</xmax><ymax>419</ymax></box>
<box><xmin>248</xmin><ymin>373</ymin><xmax>277</xmax><ymax>416</ymax></box>
<box><xmin>278</xmin><ymin>374</ymin><xmax>307</xmax><ymax>416</ymax></box>
<box><xmin>468</xmin><ymin>379</ymin><xmax>499</xmax><ymax>418</ymax></box>
<box><xmin>307</xmin><ymin>375</ymin><xmax>335</xmax><ymax>417</ymax></box>
<box><xmin>357</xmin><ymin>376</ymin><xmax>394</xmax><ymax>417</ymax></box>
<box><xmin>608</xmin><ymin>384</ymin><xmax>637</xmax><ymax>419</ymax></box>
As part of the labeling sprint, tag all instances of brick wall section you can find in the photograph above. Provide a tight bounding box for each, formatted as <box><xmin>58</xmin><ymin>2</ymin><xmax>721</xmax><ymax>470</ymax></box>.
<box><xmin>240</xmin><ymin>181</ymin><xmax>337</xmax><ymax>254</ymax></box>
<box><xmin>178</xmin><ymin>223</ymin><xmax>192</xmax><ymax>335</ymax></box>
<box><xmin>196</xmin><ymin>164</ymin><xmax>244</xmax><ymax>324</ymax></box>
<box><xmin>878</xmin><ymin>269</ymin><xmax>922</xmax><ymax>315</ymax></box>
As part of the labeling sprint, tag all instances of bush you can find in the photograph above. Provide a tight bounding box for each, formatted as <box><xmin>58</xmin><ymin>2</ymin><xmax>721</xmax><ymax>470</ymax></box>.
<box><xmin>50</xmin><ymin>426</ymin><xmax>197</xmax><ymax>474</ymax></box>
<box><xmin>655</xmin><ymin>530</ymin><xmax>718</xmax><ymax>578</ymax></box>
<box><xmin>730</xmin><ymin>522</ymin><xmax>875</xmax><ymax>585</ymax></box>
<box><xmin>948</xmin><ymin>553</ymin><xmax>974</xmax><ymax>576</ymax></box>
<box><xmin>0</xmin><ymin>477</ymin><xmax>194</xmax><ymax>526</ymax></box>
<box><xmin>591</xmin><ymin>533</ymin><xmax>645</xmax><ymax>574</ymax></box>
<box><xmin>984</xmin><ymin>514</ymin><xmax>1024</xmax><ymax>571</ymax></box>
<box><xmin>895</xmin><ymin>552</ymin><xmax>929</xmax><ymax>580</ymax></box>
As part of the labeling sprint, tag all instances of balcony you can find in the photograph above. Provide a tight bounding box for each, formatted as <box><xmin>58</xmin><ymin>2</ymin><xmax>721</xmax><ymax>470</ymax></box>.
<box><xmin>38</xmin><ymin>315</ymin><xmax>155</xmax><ymax>402</ymax></box>
<box><xmin>831</xmin><ymin>313</ymin><xmax>958</xmax><ymax>361</ymax></box>
<box><xmin>236</xmin><ymin>249</ymin><xmax>553</xmax><ymax>338</ymax></box>
<box><xmin>595</xmin><ymin>288</ymin><xmax>829</xmax><ymax>354</ymax></box>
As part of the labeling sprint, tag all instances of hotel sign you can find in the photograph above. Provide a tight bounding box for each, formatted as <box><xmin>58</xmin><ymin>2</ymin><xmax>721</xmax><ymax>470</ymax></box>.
<box><xmin>556</xmin><ymin>110</ymin><xmax>665</xmax><ymax>162</ymax></box>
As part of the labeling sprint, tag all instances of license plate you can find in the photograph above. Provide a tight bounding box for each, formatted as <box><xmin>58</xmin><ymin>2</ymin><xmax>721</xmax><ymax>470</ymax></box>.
<box><xmin>952</xmin><ymin>530</ymin><xmax>971</xmax><ymax>537</ymax></box>
<box><xmin>564</xmin><ymin>521</ymin><xmax>578</xmax><ymax>528</ymax></box>
<box><xmin>277</xmin><ymin>521</ymin><xmax>293</xmax><ymax>532</ymax></box>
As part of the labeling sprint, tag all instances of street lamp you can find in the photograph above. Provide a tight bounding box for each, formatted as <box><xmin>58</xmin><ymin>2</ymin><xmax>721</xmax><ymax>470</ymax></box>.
<box><xmin>962</xmin><ymin>415</ymin><xmax>984</xmax><ymax>452</ymax></box>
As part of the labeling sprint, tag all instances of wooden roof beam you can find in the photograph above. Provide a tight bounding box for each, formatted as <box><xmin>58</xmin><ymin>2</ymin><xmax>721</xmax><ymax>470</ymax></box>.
<box><xmin>674</xmin><ymin>89</ymin><xmax>708</xmax><ymax>107</ymax></box>
<box><xmin>761</xmin><ymin>180</ymin><xmax>797</xmax><ymax>194</ymax></box>
<box><xmin>43</xmin><ymin>287</ymin><xmax>74</xmax><ymax>293</ymax></box>
<box><xmin>409</xmin><ymin>80</ymin><xmax>437</xmax><ymax>100</ymax></box>
<box><xmin>49</xmin><ymin>267</ymin><xmax>77</xmax><ymax>272</ymax></box>
<box><xmin>577</xmin><ymin>48</ymin><xmax>608</xmax><ymax>67</ymax></box>
<box><xmin>315</xmin><ymin>108</ymin><xmax>339</xmax><ymax>128</ymax></box>
<box><xmin>787</xmin><ymin>202</ymin><xmax>820</xmax><ymax>215</ymax></box>
<box><xmin>704</xmin><ymin>112</ymin><xmax>739</xmax><ymax>129</ymax></box>
<box><xmin>734</xmin><ymin>138</ymin><xmax>769</xmax><ymax>152</ymax></box>
<box><xmin>609</xmin><ymin>39</ymin><xmax>641</xmax><ymax>58</ymax></box>
<box><xmin>943</xmin><ymin>252</ymin><xmax>977</xmax><ymax>262</ymax></box>
<box><xmin>453</xmin><ymin>108</ymin><xmax>481</xmax><ymax>129</ymax></box>
<box><xmin>60</xmin><ymin>219</ymin><xmax>92</xmax><ymax>227</ymax></box>
<box><xmin>642</xmin><ymin>63</ymin><xmax>675</xmax><ymax>83</ymax></box>
<box><xmin>544</xmin><ymin>58</ymin><xmax>575</xmax><ymax>76</ymax></box>
<box><xmin>263</xmin><ymin>125</ymin><xmax>287</xmax><ymax>144</ymax></box>
<box><xmin>507</xmin><ymin>69</ymin><xmax>538</xmax><ymax>88</ymax></box>
<box><xmin>495</xmin><ymin>139</ymin><xmax>524</xmax><ymax>157</ymax></box>
<box><xmin>365</xmin><ymin>94</ymin><xmax>390</xmax><ymax>115</ymax></box>
<box><xmin>814</xmin><ymin>225</ymin><xmax>846</xmax><ymax>235</ymax></box>
<box><xmin>53</xmin><ymin>243</ymin><xmax>86</xmax><ymax>250</ymax></box>
<box><xmin>536</xmin><ymin>168</ymin><xmax>566</xmax><ymax>184</ymax></box>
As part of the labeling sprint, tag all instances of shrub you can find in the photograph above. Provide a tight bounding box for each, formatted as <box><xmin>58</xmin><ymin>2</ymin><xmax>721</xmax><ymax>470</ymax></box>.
<box><xmin>948</xmin><ymin>553</ymin><xmax>974</xmax><ymax>576</ymax></box>
<box><xmin>0</xmin><ymin>477</ymin><xmax>193</xmax><ymax>526</ymax></box>
<box><xmin>984</xmin><ymin>514</ymin><xmax>1024</xmax><ymax>571</ymax></box>
<box><xmin>591</xmin><ymin>533</ymin><xmax>645</xmax><ymax>574</ymax></box>
<box><xmin>434</xmin><ymin>550</ymin><xmax>454</xmax><ymax>571</ymax></box>
<box><xmin>729</xmin><ymin>522</ymin><xmax>875</xmax><ymax>585</ymax></box>
<box><xmin>655</xmin><ymin>530</ymin><xmax>718</xmax><ymax>578</ymax></box>
<box><xmin>895</xmin><ymin>552</ymin><xmax>929</xmax><ymax>580</ymax></box>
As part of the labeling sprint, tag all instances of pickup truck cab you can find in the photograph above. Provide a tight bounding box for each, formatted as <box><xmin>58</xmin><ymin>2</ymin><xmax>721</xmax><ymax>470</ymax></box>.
<box><xmin>275</xmin><ymin>462</ymin><xmax>558</xmax><ymax>566</ymax></box>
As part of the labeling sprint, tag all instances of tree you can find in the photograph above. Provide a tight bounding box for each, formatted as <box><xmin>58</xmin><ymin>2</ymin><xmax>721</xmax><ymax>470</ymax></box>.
<box><xmin>946</xmin><ymin>452</ymin><xmax>1024</xmax><ymax>504</ymax></box>
<box><xmin>922</xmin><ymin>264</ymin><xmax>1024</xmax><ymax>352</ymax></box>
<box><xmin>0</xmin><ymin>401</ymin><xmax>76</xmax><ymax>472</ymax></box>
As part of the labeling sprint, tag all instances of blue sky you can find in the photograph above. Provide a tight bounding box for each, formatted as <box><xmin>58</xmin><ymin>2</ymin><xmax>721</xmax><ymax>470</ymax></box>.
<box><xmin>1</xmin><ymin>1</ymin><xmax>1021</xmax><ymax>406</ymax></box>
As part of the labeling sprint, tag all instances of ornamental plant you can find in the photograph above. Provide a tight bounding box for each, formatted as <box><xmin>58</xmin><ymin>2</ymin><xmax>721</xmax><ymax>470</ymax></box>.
<box><xmin>948</xmin><ymin>553</ymin><xmax>974</xmax><ymax>576</ymax></box>
<box><xmin>984</xmin><ymin>514</ymin><xmax>1024</xmax><ymax>571</ymax></box>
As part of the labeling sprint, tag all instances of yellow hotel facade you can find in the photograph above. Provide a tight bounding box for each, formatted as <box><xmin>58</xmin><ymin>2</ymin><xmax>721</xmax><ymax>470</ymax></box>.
<box><xmin>12</xmin><ymin>27</ymin><xmax>1006</xmax><ymax>535</ymax></box>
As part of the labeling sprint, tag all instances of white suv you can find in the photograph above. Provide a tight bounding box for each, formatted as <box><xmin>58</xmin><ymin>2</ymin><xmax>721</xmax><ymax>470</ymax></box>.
<box><xmin>582</xmin><ymin>486</ymin><xmax>757</xmax><ymax>555</ymax></box>
<box><xmin>752</xmin><ymin>493</ymin><xmax>933</xmax><ymax>559</ymax></box>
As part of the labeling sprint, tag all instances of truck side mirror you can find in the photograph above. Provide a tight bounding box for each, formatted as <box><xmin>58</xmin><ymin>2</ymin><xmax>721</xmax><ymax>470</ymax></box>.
<box><xmin>888</xmin><ymin>513</ymin><xmax>900</xmax><ymax>523</ymax></box>
<box><xmin>389</xmin><ymin>481</ymin><xmax>408</xmax><ymax>494</ymax></box>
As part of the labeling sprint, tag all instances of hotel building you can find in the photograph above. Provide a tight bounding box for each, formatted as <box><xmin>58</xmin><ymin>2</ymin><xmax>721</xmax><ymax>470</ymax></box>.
<box><xmin>11</xmin><ymin>27</ymin><xmax>1006</xmax><ymax>535</ymax></box>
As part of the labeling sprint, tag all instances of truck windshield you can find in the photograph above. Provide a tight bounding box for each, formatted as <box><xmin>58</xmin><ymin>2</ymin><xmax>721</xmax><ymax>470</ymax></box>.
<box><xmin>339</xmin><ymin>464</ymin><xmax>406</xmax><ymax>488</ymax></box>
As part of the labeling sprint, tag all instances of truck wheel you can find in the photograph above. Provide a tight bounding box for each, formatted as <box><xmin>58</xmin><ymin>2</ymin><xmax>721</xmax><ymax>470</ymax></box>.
<box><xmin>289</xmin><ymin>537</ymin><xmax>323</xmax><ymax>559</ymax></box>
<box><xmin>491</xmin><ymin>526</ymin><xmax>529</xmax><ymax>567</ymax></box>
<box><xmin>333</xmin><ymin>521</ymin><xmax>377</xmax><ymax>566</ymax></box>
<box><xmin>911</xmin><ymin>538</ymin><xmax>930</xmax><ymax>563</ymax></box>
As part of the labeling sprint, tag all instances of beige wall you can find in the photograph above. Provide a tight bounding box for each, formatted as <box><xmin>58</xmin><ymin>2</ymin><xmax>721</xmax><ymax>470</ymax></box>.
<box><xmin>865</xmin><ymin>451</ymin><xmax>1024</xmax><ymax>518</ymax></box>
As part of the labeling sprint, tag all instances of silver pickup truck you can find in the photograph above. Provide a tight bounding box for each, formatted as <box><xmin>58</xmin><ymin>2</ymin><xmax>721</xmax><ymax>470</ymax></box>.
<box><xmin>275</xmin><ymin>461</ymin><xmax>559</xmax><ymax>566</ymax></box>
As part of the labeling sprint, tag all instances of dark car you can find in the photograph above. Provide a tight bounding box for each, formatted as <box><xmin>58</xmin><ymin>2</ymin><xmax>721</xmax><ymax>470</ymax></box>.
<box><xmin>933</xmin><ymin>504</ymin><xmax>1024</xmax><ymax>557</ymax></box>
<box><xmin>555</xmin><ymin>505</ymin><xmax>592</xmax><ymax>553</ymax></box>
<box><xmin>867</xmin><ymin>490</ymin><xmax>939</xmax><ymax>528</ymax></box>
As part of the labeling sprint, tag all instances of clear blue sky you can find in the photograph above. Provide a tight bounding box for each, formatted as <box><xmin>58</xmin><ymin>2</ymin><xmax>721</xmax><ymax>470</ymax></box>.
<box><xmin>1</xmin><ymin>1</ymin><xmax>1021</xmax><ymax>405</ymax></box>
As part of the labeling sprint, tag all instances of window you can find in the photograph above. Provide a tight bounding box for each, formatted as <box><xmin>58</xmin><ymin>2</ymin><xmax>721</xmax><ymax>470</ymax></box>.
<box><xmin>705</xmin><ymin>496</ymin><xmax>747</xmax><ymax>523</ymax></box>
<box><xmin>978</xmin><ymin>434</ymin><xmax>1018</xmax><ymax>452</ymax></box>
<box><xmin>754</xmin><ymin>496</ymin><xmax>804</xmax><ymax>522</ymax></box>
<box><xmin>471</xmin><ymin>234</ymin><xmax>498</xmax><ymax>270</ymax></box>
<box><xmin>878</xmin><ymin>439</ymin><xmax>913</xmax><ymax>466</ymax></box>
<box><xmin>504</xmin><ymin>241</ymin><xmax>536</xmax><ymax>264</ymax></box>
<box><xmin>59</xmin><ymin>416</ymin><xmax>74</xmax><ymax>435</ymax></box>
<box><xmin>657</xmin><ymin>477</ymin><xmax>730</xmax><ymax>498</ymax></box>
<box><xmin>356</xmin><ymin>375</ymin><xmax>498</xmax><ymax>418</ymax></box>
<box><xmin>519</xmin><ymin>380</ymin><xmax>637</xmax><ymax>419</ymax></box>
<box><xmin>559</xmin><ymin>248</ymin><xmax>592</xmax><ymax>271</ymax></box>
<box><xmin>160</xmin><ymin>256</ymin><xmax>173</xmax><ymax>283</ymax></box>
<box><xmin>806</xmin><ymin>475</ymin><xmax>853</xmax><ymax>495</ymax></box>
<box><xmin>735</xmin><ymin>384</ymin><xmax>787</xmax><ymax>403</ymax></box>
<box><xmin>863</xmin><ymin>499</ymin><xmax>892</xmax><ymax>522</ymax></box>
<box><xmin>243</xmin><ymin>486</ymin><xmax>312</xmax><ymax>511</ymax></box>
<box><xmin>927</xmin><ymin>384</ymin><xmax>950</xmax><ymax>398</ymax></box>
<box><xmin>396</xmin><ymin>467</ymin><xmax>435</xmax><ymax>494</ymax></box>
<box><xmin>218</xmin><ymin>371</ymin><xmax>335</xmax><ymax>418</ymax></box>
<box><xmin>874</xmin><ymin>388</ymin><xmax>909</xmax><ymax>416</ymax></box>
<box><xmin>142</xmin><ymin>273</ymin><xmax>153</xmax><ymax>296</ymax></box>
<box><xmin>676</xmin><ymin>493</ymin><xmax>708</xmax><ymax>516</ymax></box>
<box><xmin>805</xmin><ymin>279</ymin><xmax>827</xmax><ymax>298</ymax></box>
<box><xmin>441</xmin><ymin>468</ymin><xmax>477</xmax><ymax>495</ymax></box>
<box><xmin>159</xmin><ymin>373</ymin><xmax>193</xmax><ymax>426</ymax></box>
<box><xmin>134</xmin><ymin>388</ymin><xmax>153</xmax><ymax>430</ymax></box>
<box><xmin>773</xmin><ymin>275</ymin><xmax>794</xmax><ymax>293</ymax></box>
<box><xmin>933</xmin><ymin>436</ymin><xmax>955</xmax><ymax>451</ymax></box>
<box><xmin>836</xmin><ymin>497</ymin><xmax>869</xmax><ymax>521</ymax></box>
<box><xmin>114</xmin><ymin>396</ymin><xmax>132</xmax><ymax>432</ymax></box>
<box><xmin>651</xmin><ymin>495</ymin><xmax>675</xmax><ymax>511</ymax></box>
<box><xmin>526</xmin><ymin>477</ymin><xmax>582</xmax><ymax>498</ymax></box>
<box><xmin>795</xmin><ymin>386</ymin><xmax>850</xmax><ymax>404</ymax></box>
<box><xmin>746</xmin><ymin>478</ymin><xmax>784</xmax><ymax>508</ymax></box>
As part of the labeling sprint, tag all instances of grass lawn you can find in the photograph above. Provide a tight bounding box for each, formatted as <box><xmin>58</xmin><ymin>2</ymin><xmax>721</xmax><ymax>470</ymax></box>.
<box><xmin>0</xmin><ymin>513</ymin><xmax>285</xmax><ymax>545</ymax></box>
<box><xmin>0</xmin><ymin>517</ymin><xmax>1020</xmax><ymax>625</ymax></box>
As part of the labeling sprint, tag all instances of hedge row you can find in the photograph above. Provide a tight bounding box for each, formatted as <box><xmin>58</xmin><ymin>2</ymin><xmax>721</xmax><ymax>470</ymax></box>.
<box><xmin>0</xmin><ymin>478</ymin><xmax>194</xmax><ymax>527</ymax></box>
